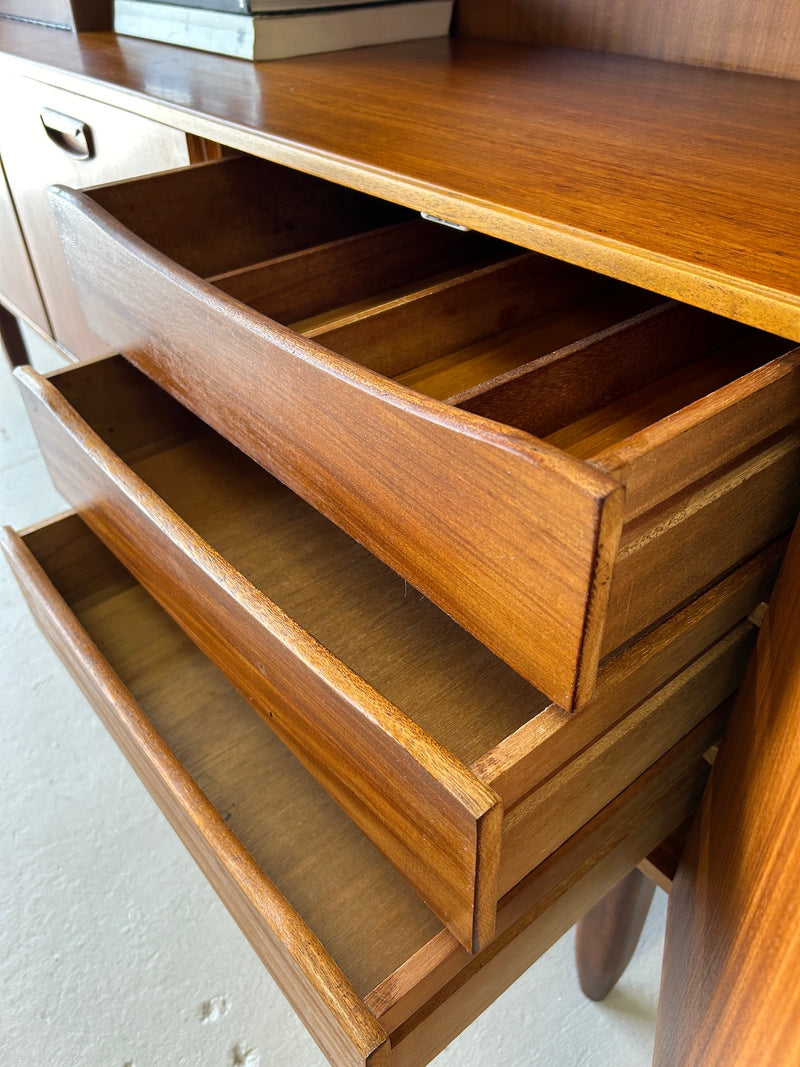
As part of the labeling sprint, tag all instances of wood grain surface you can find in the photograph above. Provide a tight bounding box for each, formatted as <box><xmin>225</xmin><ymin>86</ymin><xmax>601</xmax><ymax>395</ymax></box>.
<box><xmin>51</xmin><ymin>185</ymin><xmax>625</xmax><ymax>712</ymax></box>
<box><xmin>654</xmin><ymin>516</ymin><xmax>800</xmax><ymax>1066</ymax></box>
<box><xmin>20</xmin><ymin>351</ymin><xmax>781</xmax><ymax>960</ymax></box>
<box><xmin>0</xmin><ymin>25</ymin><xmax>798</xmax><ymax>337</ymax></box>
<box><xmin>456</xmin><ymin>0</ymin><xmax>800</xmax><ymax>80</ymax></box>
<box><xmin>56</xmin><ymin>172</ymin><xmax>800</xmax><ymax>669</ymax></box>
<box><xmin>603</xmin><ymin>426</ymin><xmax>800</xmax><ymax>653</ymax></box>
<box><xmin>473</xmin><ymin>538</ymin><xmax>784</xmax><ymax>806</ymax></box>
<box><xmin>496</xmin><ymin>622</ymin><xmax>756</xmax><ymax>895</ymax></box>
<box><xmin>0</xmin><ymin>518</ymin><xmax>393</xmax><ymax>1067</ymax></box>
<box><xmin>18</xmin><ymin>361</ymin><xmax>507</xmax><ymax>953</ymax></box>
<box><xmin>2</xmin><ymin>512</ymin><xmax>722</xmax><ymax>1066</ymax></box>
<box><xmin>211</xmin><ymin>220</ymin><xmax>510</xmax><ymax>327</ymax></box>
<box><xmin>376</xmin><ymin>710</ymin><xmax>722</xmax><ymax>1047</ymax></box>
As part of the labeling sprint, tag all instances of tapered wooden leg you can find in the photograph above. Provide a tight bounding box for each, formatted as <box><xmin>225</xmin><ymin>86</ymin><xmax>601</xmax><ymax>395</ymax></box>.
<box><xmin>654</xmin><ymin>516</ymin><xmax>800</xmax><ymax>1066</ymax></box>
<box><xmin>575</xmin><ymin>867</ymin><xmax>656</xmax><ymax>1001</ymax></box>
<box><xmin>0</xmin><ymin>303</ymin><xmax>29</xmax><ymax>366</ymax></box>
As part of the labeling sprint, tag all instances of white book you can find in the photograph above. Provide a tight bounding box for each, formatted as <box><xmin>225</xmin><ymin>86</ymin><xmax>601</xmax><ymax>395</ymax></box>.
<box><xmin>114</xmin><ymin>0</ymin><xmax>454</xmax><ymax>61</ymax></box>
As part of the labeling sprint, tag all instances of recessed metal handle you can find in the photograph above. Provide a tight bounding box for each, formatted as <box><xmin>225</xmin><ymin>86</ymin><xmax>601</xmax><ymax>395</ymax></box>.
<box><xmin>40</xmin><ymin>108</ymin><xmax>94</xmax><ymax>160</ymax></box>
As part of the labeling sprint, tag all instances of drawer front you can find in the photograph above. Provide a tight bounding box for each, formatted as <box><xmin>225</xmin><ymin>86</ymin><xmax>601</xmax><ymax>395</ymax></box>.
<box><xmin>2</xmin><ymin>512</ymin><xmax>721</xmax><ymax>1067</ymax></box>
<box><xmin>496</xmin><ymin>618</ymin><xmax>756</xmax><ymax>895</ymax></box>
<box><xmin>0</xmin><ymin>75</ymin><xmax>204</xmax><ymax>358</ymax></box>
<box><xmin>0</xmin><ymin>516</ymin><xmax>392</xmax><ymax>1067</ymax></box>
<box><xmin>50</xmin><ymin>160</ymin><xmax>800</xmax><ymax>712</ymax></box>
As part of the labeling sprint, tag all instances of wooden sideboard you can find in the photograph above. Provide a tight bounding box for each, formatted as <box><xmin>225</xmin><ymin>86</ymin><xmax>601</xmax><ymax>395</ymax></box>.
<box><xmin>1</xmin><ymin>6</ymin><xmax>799</xmax><ymax>1065</ymax></box>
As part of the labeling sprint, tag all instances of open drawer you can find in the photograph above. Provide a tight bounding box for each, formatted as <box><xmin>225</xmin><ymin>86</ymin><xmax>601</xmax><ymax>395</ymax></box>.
<box><xmin>2</xmin><ymin>511</ymin><xmax>731</xmax><ymax>1066</ymax></box>
<box><xmin>50</xmin><ymin>156</ymin><xmax>800</xmax><ymax>712</ymax></box>
<box><xmin>16</xmin><ymin>354</ymin><xmax>775</xmax><ymax>951</ymax></box>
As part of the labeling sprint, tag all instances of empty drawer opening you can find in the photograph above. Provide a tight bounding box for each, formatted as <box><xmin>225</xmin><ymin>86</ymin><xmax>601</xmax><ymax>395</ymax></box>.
<box><xmin>20</xmin><ymin>515</ymin><xmax>442</xmax><ymax>996</ymax></box>
<box><xmin>52</xmin><ymin>356</ymin><xmax>551</xmax><ymax>766</ymax></box>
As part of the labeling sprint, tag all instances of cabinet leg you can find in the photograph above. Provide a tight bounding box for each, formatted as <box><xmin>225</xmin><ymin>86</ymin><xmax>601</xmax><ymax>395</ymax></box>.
<box><xmin>0</xmin><ymin>304</ymin><xmax>29</xmax><ymax>366</ymax></box>
<box><xmin>575</xmin><ymin>867</ymin><xmax>656</xmax><ymax>1001</ymax></box>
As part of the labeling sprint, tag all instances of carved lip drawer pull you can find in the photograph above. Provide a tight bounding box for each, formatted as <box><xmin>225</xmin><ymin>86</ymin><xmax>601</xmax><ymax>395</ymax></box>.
<box><xmin>40</xmin><ymin>108</ymin><xmax>93</xmax><ymax>161</ymax></box>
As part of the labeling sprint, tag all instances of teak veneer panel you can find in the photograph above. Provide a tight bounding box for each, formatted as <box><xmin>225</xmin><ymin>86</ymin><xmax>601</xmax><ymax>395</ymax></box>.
<box><xmin>0</xmin><ymin>24</ymin><xmax>799</xmax><ymax>337</ymax></box>
<box><xmin>654</xmin><ymin>510</ymin><xmax>800</xmax><ymax>1067</ymax></box>
<box><xmin>0</xmin><ymin>72</ymin><xmax>201</xmax><ymax>358</ymax></box>
<box><xmin>1</xmin><ymin>513</ymin><xmax>723</xmax><ymax>1066</ymax></box>
<box><xmin>0</xmin><ymin>154</ymin><xmax>49</xmax><ymax>333</ymax></box>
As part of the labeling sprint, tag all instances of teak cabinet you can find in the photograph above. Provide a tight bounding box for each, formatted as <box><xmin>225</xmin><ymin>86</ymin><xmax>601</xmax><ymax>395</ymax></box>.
<box><xmin>1</xmin><ymin>6</ymin><xmax>799</xmax><ymax>1065</ymax></box>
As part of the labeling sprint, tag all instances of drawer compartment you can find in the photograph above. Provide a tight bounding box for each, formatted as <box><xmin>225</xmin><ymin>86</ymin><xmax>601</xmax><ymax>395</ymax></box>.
<box><xmin>17</xmin><ymin>354</ymin><xmax>775</xmax><ymax>950</ymax></box>
<box><xmin>50</xmin><ymin>157</ymin><xmax>800</xmax><ymax>710</ymax></box>
<box><xmin>2</xmin><ymin>511</ymin><xmax>728</xmax><ymax>1066</ymax></box>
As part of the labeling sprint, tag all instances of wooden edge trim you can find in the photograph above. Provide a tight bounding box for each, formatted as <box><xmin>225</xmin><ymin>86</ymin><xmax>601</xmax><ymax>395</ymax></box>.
<box><xmin>366</xmin><ymin>702</ymin><xmax>723</xmax><ymax>1035</ymax></box>
<box><xmin>2</xmin><ymin>41</ymin><xmax>797</xmax><ymax>341</ymax></box>
<box><xmin>593</xmin><ymin>343</ymin><xmax>800</xmax><ymax>520</ymax></box>
<box><xmin>0</xmin><ymin>523</ymin><xmax>390</xmax><ymax>1067</ymax></box>
<box><xmin>207</xmin><ymin>218</ymin><xmax>424</xmax><ymax>286</ymax></box>
<box><xmin>638</xmin><ymin>856</ymin><xmax>673</xmax><ymax>893</ymax></box>
<box><xmin>637</xmin><ymin>814</ymin><xmax>698</xmax><ymax>893</ymax></box>
<box><xmin>494</xmin><ymin>623</ymin><xmax>755</xmax><ymax>896</ymax></box>
<box><xmin>17</xmin><ymin>364</ymin><xmax>502</xmax><ymax>952</ymax></box>
<box><xmin>472</xmin><ymin>536</ymin><xmax>785</xmax><ymax>804</ymax></box>
<box><xmin>570</xmin><ymin>470</ymin><xmax>625</xmax><ymax>708</ymax></box>
<box><xmin>447</xmin><ymin>299</ymin><xmax>677</xmax><ymax>410</ymax></box>
<box><xmin>296</xmin><ymin>250</ymin><xmax>548</xmax><ymax>338</ymax></box>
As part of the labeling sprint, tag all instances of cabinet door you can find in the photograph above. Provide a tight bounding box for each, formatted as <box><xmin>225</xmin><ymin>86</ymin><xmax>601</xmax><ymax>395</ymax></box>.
<box><xmin>0</xmin><ymin>153</ymin><xmax>49</xmax><ymax>334</ymax></box>
<box><xmin>0</xmin><ymin>75</ymin><xmax>206</xmax><ymax>359</ymax></box>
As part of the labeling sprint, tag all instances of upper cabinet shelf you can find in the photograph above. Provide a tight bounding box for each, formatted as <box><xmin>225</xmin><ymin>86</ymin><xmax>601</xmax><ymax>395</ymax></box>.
<box><xmin>0</xmin><ymin>22</ymin><xmax>798</xmax><ymax>340</ymax></box>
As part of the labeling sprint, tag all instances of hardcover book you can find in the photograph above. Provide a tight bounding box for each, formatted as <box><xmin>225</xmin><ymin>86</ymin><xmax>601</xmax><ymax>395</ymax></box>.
<box><xmin>113</xmin><ymin>0</ymin><xmax>454</xmax><ymax>59</ymax></box>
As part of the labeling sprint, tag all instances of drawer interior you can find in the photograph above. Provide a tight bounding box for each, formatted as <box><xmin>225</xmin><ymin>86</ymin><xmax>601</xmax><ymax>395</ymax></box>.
<box><xmin>10</xmin><ymin>511</ymin><xmax>724</xmax><ymax>1064</ymax></box>
<box><xmin>55</xmin><ymin>159</ymin><xmax>800</xmax><ymax>716</ymax></box>
<box><xmin>53</xmin><ymin>356</ymin><xmax>550</xmax><ymax>764</ymax></box>
<box><xmin>89</xmin><ymin>156</ymin><xmax>663</xmax><ymax>400</ymax></box>
<box><xmin>90</xmin><ymin>159</ymin><xmax>794</xmax><ymax>425</ymax></box>
<box><xmin>20</xmin><ymin>513</ymin><xmax>441</xmax><ymax>995</ymax></box>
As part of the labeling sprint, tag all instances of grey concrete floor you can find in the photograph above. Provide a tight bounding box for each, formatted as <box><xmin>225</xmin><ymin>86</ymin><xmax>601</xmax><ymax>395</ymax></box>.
<box><xmin>1</xmin><ymin>330</ymin><xmax>666</xmax><ymax>1066</ymax></box>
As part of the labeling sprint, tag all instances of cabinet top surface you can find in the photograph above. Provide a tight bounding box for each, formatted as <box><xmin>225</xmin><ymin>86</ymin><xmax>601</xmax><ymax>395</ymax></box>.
<box><xmin>1</xmin><ymin>20</ymin><xmax>799</xmax><ymax>339</ymax></box>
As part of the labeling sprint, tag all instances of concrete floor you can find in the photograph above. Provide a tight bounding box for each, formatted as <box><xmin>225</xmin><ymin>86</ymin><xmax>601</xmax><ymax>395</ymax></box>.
<box><xmin>1</xmin><ymin>331</ymin><xmax>667</xmax><ymax>1066</ymax></box>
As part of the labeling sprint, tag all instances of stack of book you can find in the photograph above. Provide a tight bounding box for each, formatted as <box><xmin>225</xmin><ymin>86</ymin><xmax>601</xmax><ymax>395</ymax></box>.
<box><xmin>114</xmin><ymin>0</ymin><xmax>454</xmax><ymax>60</ymax></box>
